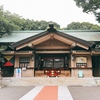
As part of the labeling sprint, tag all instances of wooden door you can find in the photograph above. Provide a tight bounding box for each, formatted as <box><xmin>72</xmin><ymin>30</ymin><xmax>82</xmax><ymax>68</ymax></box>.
<box><xmin>39</xmin><ymin>54</ymin><xmax>67</xmax><ymax>70</ymax></box>
<box><xmin>92</xmin><ymin>56</ymin><xmax>100</xmax><ymax>77</ymax></box>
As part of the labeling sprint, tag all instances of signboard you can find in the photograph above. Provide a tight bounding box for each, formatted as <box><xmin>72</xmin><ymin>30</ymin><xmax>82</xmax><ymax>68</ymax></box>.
<box><xmin>15</xmin><ymin>68</ymin><xmax>21</xmax><ymax>78</ymax></box>
<box><xmin>76</xmin><ymin>57</ymin><xmax>87</xmax><ymax>63</ymax></box>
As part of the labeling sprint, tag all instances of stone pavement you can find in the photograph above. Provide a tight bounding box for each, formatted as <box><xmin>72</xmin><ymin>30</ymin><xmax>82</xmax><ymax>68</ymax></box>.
<box><xmin>69</xmin><ymin>86</ymin><xmax>100</xmax><ymax>100</ymax></box>
<box><xmin>19</xmin><ymin>86</ymin><xmax>73</xmax><ymax>100</ymax></box>
<box><xmin>0</xmin><ymin>86</ymin><xmax>34</xmax><ymax>100</ymax></box>
<box><xmin>0</xmin><ymin>86</ymin><xmax>100</xmax><ymax>100</ymax></box>
<box><xmin>1</xmin><ymin>77</ymin><xmax>100</xmax><ymax>100</ymax></box>
<box><xmin>0</xmin><ymin>77</ymin><xmax>99</xmax><ymax>87</ymax></box>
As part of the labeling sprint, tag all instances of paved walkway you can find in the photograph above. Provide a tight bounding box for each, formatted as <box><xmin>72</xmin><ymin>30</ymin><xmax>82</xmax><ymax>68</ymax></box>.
<box><xmin>19</xmin><ymin>86</ymin><xmax>73</xmax><ymax>100</ymax></box>
<box><xmin>1</xmin><ymin>86</ymin><xmax>100</xmax><ymax>100</ymax></box>
<box><xmin>1</xmin><ymin>77</ymin><xmax>100</xmax><ymax>100</ymax></box>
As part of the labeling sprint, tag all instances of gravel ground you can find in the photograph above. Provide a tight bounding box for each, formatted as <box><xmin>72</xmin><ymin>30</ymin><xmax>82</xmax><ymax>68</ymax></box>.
<box><xmin>0</xmin><ymin>86</ymin><xmax>100</xmax><ymax>100</ymax></box>
<box><xmin>68</xmin><ymin>86</ymin><xmax>100</xmax><ymax>100</ymax></box>
<box><xmin>0</xmin><ymin>86</ymin><xmax>35</xmax><ymax>100</ymax></box>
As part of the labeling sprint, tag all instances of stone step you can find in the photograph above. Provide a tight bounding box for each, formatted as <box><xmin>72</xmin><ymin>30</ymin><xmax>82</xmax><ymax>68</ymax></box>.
<box><xmin>2</xmin><ymin>77</ymin><xmax>97</xmax><ymax>87</ymax></box>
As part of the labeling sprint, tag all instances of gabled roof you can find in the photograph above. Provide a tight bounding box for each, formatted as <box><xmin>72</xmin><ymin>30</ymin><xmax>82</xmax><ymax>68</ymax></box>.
<box><xmin>11</xmin><ymin>24</ymin><xmax>93</xmax><ymax>50</ymax></box>
<box><xmin>11</xmin><ymin>30</ymin><xmax>48</xmax><ymax>48</ymax></box>
<box><xmin>56</xmin><ymin>31</ymin><xmax>93</xmax><ymax>47</ymax></box>
<box><xmin>0</xmin><ymin>30</ymin><xmax>100</xmax><ymax>43</ymax></box>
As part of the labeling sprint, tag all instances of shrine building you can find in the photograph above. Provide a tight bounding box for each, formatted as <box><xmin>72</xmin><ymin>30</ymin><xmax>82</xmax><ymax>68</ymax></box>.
<box><xmin>0</xmin><ymin>24</ymin><xmax>100</xmax><ymax>77</ymax></box>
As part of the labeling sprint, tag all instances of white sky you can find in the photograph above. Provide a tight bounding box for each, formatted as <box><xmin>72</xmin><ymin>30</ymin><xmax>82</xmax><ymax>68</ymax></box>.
<box><xmin>0</xmin><ymin>0</ymin><xmax>99</xmax><ymax>28</ymax></box>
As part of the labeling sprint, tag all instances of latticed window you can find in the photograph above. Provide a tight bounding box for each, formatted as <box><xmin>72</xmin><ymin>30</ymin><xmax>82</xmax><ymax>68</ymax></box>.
<box><xmin>19</xmin><ymin>57</ymin><xmax>30</xmax><ymax>68</ymax></box>
<box><xmin>43</xmin><ymin>58</ymin><xmax>64</xmax><ymax>68</ymax></box>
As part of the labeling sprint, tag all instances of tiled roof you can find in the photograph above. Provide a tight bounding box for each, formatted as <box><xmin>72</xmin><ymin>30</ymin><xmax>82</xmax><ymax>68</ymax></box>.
<box><xmin>0</xmin><ymin>31</ymin><xmax>42</xmax><ymax>43</ymax></box>
<box><xmin>10</xmin><ymin>27</ymin><xmax>93</xmax><ymax>48</ymax></box>
<box><xmin>64</xmin><ymin>30</ymin><xmax>100</xmax><ymax>42</ymax></box>
<box><xmin>0</xmin><ymin>30</ymin><xmax>100</xmax><ymax>43</ymax></box>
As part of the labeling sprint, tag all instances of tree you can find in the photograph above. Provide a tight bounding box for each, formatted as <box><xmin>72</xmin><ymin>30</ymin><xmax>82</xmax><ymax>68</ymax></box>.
<box><xmin>0</xmin><ymin>5</ymin><xmax>60</xmax><ymax>37</ymax></box>
<box><xmin>74</xmin><ymin>0</ymin><xmax>100</xmax><ymax>23</ymax></box>
<box><xmin>0</xmin><ymin>17</ymin><xmax>16</xmax><ymax>37</ymax></box>
<box><xmin>66</xmin><ymin>22</ymin><xmax>100</xmax><ymax>30</ymax></box>
<box><xmin>0</xmin><ymin>6</ymin><xmax>19</xmax><ymax>37</ymax></box>
<box><xmin>66</xmin><ymin>22</ymin><xmax>82</xmax><ymax>30</ymax></box>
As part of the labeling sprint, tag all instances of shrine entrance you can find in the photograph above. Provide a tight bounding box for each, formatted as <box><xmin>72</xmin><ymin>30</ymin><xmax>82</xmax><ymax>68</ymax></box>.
<box><xmin>35</xmin><ymin>54</ymin><xmax>70</xmax><ymax>77</ymax></box>
<box><xmin>37</xmin><ymin>54</ymin><xmax>68</xmax><ymax>69</ymax></box>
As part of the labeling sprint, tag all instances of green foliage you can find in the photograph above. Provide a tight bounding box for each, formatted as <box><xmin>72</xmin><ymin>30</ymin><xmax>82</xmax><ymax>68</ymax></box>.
<box><xmin>74</xmin><ymin>0</ymin><xmax>100</xmax><ymax>23</ymax></box>
<box><xmin>0</xmin><ymin>6</ymin><xmax>19</xmax><ymax>37</ymax></box>
<box><xmin>0</xmin><ymin>5</ymin><xmax>60</xmax><ymax>37</ymax></box>
<box><xmin>0</xmin><ymin>57</ymin><xmax>5</xmax><ymax>63</ymax></box>
<box><xmin>65</xmin><ymin>22</ymin><xmax>100</xmax><ymax>30</ymax></box>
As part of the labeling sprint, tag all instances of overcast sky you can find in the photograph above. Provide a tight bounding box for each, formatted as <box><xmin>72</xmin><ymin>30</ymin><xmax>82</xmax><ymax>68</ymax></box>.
<box><xmin>0</xmin><ymin>0</ymin><xmax>99</xmax><ymax>28</ymax></box>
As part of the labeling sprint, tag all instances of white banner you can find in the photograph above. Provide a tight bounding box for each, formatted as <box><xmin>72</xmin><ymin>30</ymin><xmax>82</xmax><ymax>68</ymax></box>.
<box><xmin>15</xmin><ymin>68</ymin><xmax>21</xmax><ymax>78</ymax></box>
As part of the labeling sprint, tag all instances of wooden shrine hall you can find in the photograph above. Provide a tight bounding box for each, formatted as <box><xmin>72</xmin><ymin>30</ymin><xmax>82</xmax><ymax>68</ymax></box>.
<box><xmin>0</xmin><ymin>23</ymin><xmax>100</xmax><ymax>77</ymax></box>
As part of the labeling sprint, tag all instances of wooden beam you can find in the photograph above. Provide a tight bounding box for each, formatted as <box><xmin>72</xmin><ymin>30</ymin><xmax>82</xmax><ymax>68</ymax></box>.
<box><xmin>54</xmin><ymin>34</ymin><xmax>89</xmax><ymax>50</ymax></box>
<box><xmin>15</xmin><ymin>51</ymin><xmax>33</xmax><ymax>55</ymax></box>
<box><xmin>76</xmin><ymin>43</ymin><xmax>89</xmax><ymax>50</ymax></box>
<box><xmin>35</xmin><ymin>46</ymin><xmax>71</xmax><ymax>49</ymax></box>
<box><xmin>75</xmin><ymin>52</ymin><xmax>91</xmax><ymax>54</ymax></box>
<box><xmin>2</xmin><ymin>51</ymin><xmax>15</xmax><ymax>55</ymax></box>
<box><xmin>16</xmin><ymin>34</ymin><xmax>51</xmax><ymax>50</ymax></box>
<box><xmin>32</xmin><ymin>34</ymin><xmax>51</xmax><ymax>45</ymax></box>
<box><xmin>27</xmin><ymin>43</ymin><xmax>34</xmax><ymax>48</ymax></box>
<box><xmin>16</xmin><ymin>44</ymin><xmax>27</xmax><ymax>50</ymax></box>
<box><xmin>16</xmin><ymin>33</ymin><xmax>89</xmax><ymax>51</ymax></box>
<box><xmin>71</xmin><ymin>42</ymin><xmax>76</xmax><ymax>48</ymax></box>
<box><xmin>36</xmin><ymin>51</ymin><xmax>70</xmax><ymax>54</ymax></box>
<box><xmin>91</xmin><ymin>51</ymin><xmax>100</xmax><ymax>55</ymax></box>
<box><xmin>54</xmin><ymin>34</ymin><xmax>73</xmax><ymax>45</ymax></box>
